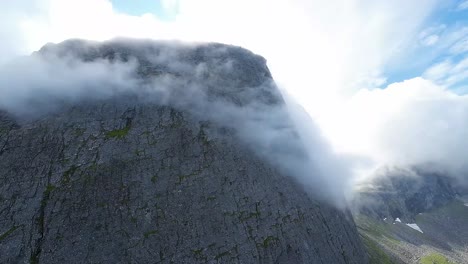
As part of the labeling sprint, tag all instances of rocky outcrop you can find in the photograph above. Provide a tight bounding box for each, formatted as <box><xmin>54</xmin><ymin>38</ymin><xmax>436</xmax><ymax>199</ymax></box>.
<box><xmin>353</xmin><ymin>167</ymin><xmax>460</xmax><ymax>222</ymax></box>
<box><xmin>0</xmin><ymin>39</ymin><xmax>368</xmax><ymax>263</ymax></box>
<box><xmin>353</xmin><ymin>167</ymin><xmax>468</xmax><ymax>264</ymax></box>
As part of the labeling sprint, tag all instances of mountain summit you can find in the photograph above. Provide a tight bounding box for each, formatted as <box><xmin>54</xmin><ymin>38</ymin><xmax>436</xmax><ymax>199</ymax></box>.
<box><xmin>0</xmin><ymin>39</ymin><xmax>367</xmax><ymax>263</ymax></box>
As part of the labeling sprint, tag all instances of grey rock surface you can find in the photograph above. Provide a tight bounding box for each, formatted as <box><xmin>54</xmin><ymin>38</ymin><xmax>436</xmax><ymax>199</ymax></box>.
<box><xmin>353</xmin><ymin>167</ymin><xmax>460</xmax><ymax>222</ymax></box>
<box><xmin>353</xmin><ymin>167</ymin><xmax>468</xmax><ymax>263</ymax></box>
<box><xmin>0</xmin><ymin>39</ymin><xmax>368</xmax><ymax>264</ymax></box>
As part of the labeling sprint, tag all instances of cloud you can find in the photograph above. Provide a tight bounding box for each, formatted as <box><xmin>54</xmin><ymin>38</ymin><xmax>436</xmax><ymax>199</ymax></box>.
<box><xmin>0</xmin><ymin>46</ymin><xmax>139</xmax><ymax>116</ymax></box>
<box><xmin>161</xmin><ymin>0</ymin><xmax>179</xmax><ymax>15</ymax></box>
<box><xmin>420</xmin><ymin>27</ymin><xmax>443</xmax><ymax>47</ymax></box>
<box><xmin>0</xmin><ymin>39</ymin><xmax>352</xmax><ymax>206</ymax></box>
<box><xmin>7</xmin><ymin>0</ymin><xmax>468</xmax><ymax>201</ymax></box>
<box><xmin>427</xmin><ymin>26</ymin><xmax>468</xmax><ymax>56</ymax></box>
<box><xmin>424</xmin><ymin>56</ymin><xmax>468</xmax><ymax>87</ymax></box>
<box><xmin>406</xmin><ymin>24</ymin><xmax>468</xmax><ymax>92</ymax></box>
<box><xmin>456</xmin><ymin>0</ymin><xmax>468</xmax><ymax>11</ymax></box>
<box><xmin>0</xmin><ymin>0</ymin><xmax>48</xmax><ymax>65</ymax></box>
<box><xmin>449</xmin><ymin>29</ymin><xmax>468</xmax><ymax>54</ymax></box>
<box><xmin>320</xmin><ymin>77</ymin><xmax>468</xmax><ymax>184</ymax></box>
<box><xmin>421</xmin><ymin>34</ymin><xmax>440</xmax><ymax>46</ymax></box>
<box><xmin>1</xmin><ymin>0</ymin><xmax>440</xmax><ymax>114</ymax></box>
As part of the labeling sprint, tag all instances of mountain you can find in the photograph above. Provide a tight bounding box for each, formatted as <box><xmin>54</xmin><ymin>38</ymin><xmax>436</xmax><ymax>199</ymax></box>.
<box><xmin>0</xmin><ymin>39</ymin><xmax>368</xmax><ymax>263</ymax></box>
<box><xmin>353</xmin><ymin>167</ymin><xmax>468</xmax><ymax>264</ymax></box>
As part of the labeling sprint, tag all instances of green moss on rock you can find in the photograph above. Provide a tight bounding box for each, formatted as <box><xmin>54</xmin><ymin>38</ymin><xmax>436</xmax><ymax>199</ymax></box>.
<box><xmin>259</xmin><ymin>236</ymin><xmax>279</xmax><ymax>248</ymax></box>
<box><xmin>62</xmin><ymin>165</ymin><xmax>78</xmax><ymax>184</ymax></box>
<box><xmin>105</xmin><ymin>126</ymin><xmax>131</xmax><ymax>139</ymax></box>
<box><xmin>420</xmin><ymin>253</ymin><xmax>453</xmax><ymax>264</ymax></box>
<box><xmin>144</xmin><ymin>230</ymin><xmax>158</xmax><ymax>239</ymax></box>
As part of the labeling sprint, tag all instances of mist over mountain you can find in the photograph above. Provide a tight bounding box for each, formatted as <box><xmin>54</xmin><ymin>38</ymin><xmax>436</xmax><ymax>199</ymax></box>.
<box><xmin>0</xmin><ymin>39</ymin><xmax>368</xmax><ymax>263</ymax></box>
<box><xmin>1</xmin><ymin>34</ymin><xmax>466</xmax><ymax>264</ymax></box>
<box><xmin>1</xmin><ymin>1</ymin><xmax>468</xmax><ymax>263</ymax></box>
<box><xmin>352</xmin><ymin>166</ymin><xmax>468</xmax><ymax>263</ymax></box>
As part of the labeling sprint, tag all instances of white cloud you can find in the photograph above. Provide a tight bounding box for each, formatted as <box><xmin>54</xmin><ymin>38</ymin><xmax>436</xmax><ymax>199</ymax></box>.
<box><xmin>421</xmin><ymin>34</ymin><xmax>440</xmax><ymax>46</ymax></box>
<box><xmin>10</xmin><ymin>0</ymin><xmax>468</xmax><ymax>189</ymax></box>
<box><xmin>2</xmin><ymin>0</ymin><xmax>439</xmax><ymax>115</ymax></box>
<box><xmin>428</xmin><ymin>26</ymin><xmax>468</xmax><ymax>56</ymax></box>
<box><xmin>442</xmin><ymin>26</ymin><xmax>468</xmax><ymax>54</ymax></box>
<box><xmin>0</xmin><ymin>48</ymin><xmax>140</xmax><ymax>115</ymax></box>
<box><xmin>319</xmin><ymin>77</ymin><xmax>468</xmax><ymax>183</ymax></box>
<box><xmin>456</xmin><ymin>0</ymin><xmax>468</xmax><ymax>11</ymax></box>
<box><xmin>418</xmin><ymin>25</ymin><xmax>446</xmax><ymax>47</ymax></box>
<box><xmin>450</xmin><ymin>34</ymin><xmax>468</xmax><ymax>54</ymax></box>
<box><xmin>0</xmin><ymin>0</ymin><xmax>48</xmax><ymax>65</ymax></box>
<box><xmin>419</xmin><ymin>25</ymin><xmax>468</xmax><ymax>91</ymax></box>
<box><xmin>161</xmin><ymin>0</ymin><xmax>179</xmax><ymax>14</ymax></box>
<box><xmin>424</xmin><ymin>57</ymin><xmax>468</xmax><ymax>87</ymax></box>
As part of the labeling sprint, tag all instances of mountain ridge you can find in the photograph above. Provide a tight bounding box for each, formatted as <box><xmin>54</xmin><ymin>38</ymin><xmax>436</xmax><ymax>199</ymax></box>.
<box><xmin>353</xmin><ymin>166</ymin><xmax>468</xmax><ymax>263</ymax></box>
<box><xmin>0</xmin><ymin>39</ymin><xmax>368</xmax><ymax>264</ymax></box>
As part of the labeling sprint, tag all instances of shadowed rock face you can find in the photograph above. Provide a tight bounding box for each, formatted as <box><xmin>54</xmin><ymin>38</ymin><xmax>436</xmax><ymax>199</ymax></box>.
<box><xmin>0</xmin><ymin>39</ymin><xmax>368</xmax><ymax>264</ymax></box>
<box><xmin>353</xmin><ymin>167</ymin><xmax>468</xmax><ymax>264</ymax></box>
<box><xmin>353</xmin><ymin>167</ymin><xmax>460</xmax><ymax>222</ymax></box>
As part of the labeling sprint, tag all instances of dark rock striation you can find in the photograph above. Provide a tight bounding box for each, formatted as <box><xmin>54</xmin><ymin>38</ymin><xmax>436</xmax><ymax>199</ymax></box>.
<box><xmin>0</xmin><ymin>39</ymin><xmax>368</xmax><ymax>263</ymax></box>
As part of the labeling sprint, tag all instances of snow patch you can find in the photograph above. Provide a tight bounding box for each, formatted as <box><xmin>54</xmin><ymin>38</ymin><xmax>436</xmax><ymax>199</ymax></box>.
<box><xmin>406</xmin><ymin>223</ymin><xmax>423</xmax><ymax>233</ymax></box>
<box><xmin>395</xmin><ymin>218</ymin><xmax>401</xmax><ymax>223</ymax></box>
<box><xmin>464</xmin><ymin>203</ymin><xmax>468</xmax><ymax>207</ymax></box>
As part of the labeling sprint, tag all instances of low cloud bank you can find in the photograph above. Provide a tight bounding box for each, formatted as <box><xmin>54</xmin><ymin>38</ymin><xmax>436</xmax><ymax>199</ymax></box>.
<box><xmin>4</xmin><ymin>0</ymin><xmax>464</xmax><ymax>201</ymax></box>
<box><xmin>0</xmin><ymin>53</ymin><xmax>138</xmax><ymax>116</ymax></box>
<box><xmin>2</xmin><ymin>38</ymin><xmax>468</xmax><ymax>208</ymax></box>
<box><xmin>0</xmin><ymin>39</ymin><xmax>350</xmax><ymax>206</ymax></box>
<box><xmin>324</xmin><ymin>78</ymin><xmax>468</xmax><ymax>186</ymax></box>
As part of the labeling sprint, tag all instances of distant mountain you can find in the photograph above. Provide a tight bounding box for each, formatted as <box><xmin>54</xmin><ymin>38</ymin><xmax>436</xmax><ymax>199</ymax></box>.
<box><xmin>353</xmin><ymin>166</ymin><xmax>468</xmax><ymax>264</ymax></box>
<box><xmin>0</xmin><ymin>39</ymin><xmax>368</xmax><ymax>263</ymax></box>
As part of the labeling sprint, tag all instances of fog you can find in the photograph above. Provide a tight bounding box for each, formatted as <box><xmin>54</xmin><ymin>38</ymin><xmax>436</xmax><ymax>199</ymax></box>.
<box><xmin>337</xmin><ymin>78</ymin><xmax>468</xmax><ymax>186</ymax></box>
<box><xmin>2</xmin><ymin>0</ymin><xmax>468</xmax><ymax>205</ymax></box>
<box><xmin>0</xmin><ymin>39</ymin><xmax>353</xmax><ymax>206</ymax></box>
<box><xmin>0</xmin><ymin>53</ymin><xmax>138</xmax><ymax>116</ymax></box>
<box><xmin>2</xmin><ymin>37</ymin><xmax>468</xmax><ymax>207</ymax></box>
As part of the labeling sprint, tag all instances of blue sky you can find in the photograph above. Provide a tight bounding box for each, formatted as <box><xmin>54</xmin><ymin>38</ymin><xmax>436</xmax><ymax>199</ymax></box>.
<box><xmin>383</xmin><ymin>0</ymin><xmax>468</xmax><ymax>90</ymax></box>
<box><xmin>111</xmin><ymin>0</ymin><xmax>176</xmax><ymax>19</ymax></box>
<box><xmin>107</xmin><ymin>0</ymin><xmax>468</xmax><ymax>92</ymax></box>
<box><xmin>111</xmin><ymin>0</ymin><xmax>163</xmax><ymax>16</ymax></box>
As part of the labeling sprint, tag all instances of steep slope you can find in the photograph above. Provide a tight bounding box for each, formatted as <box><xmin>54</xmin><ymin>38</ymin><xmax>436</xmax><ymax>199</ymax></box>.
<box><xmin>353</xmin><ymin>167</ymin><xmax>468</xmax><ymax>264</ymax></box>
<box><xmin>0</xmin><ymin>40</ymin><xmax>368</xmax><ymax>264</ymax></box>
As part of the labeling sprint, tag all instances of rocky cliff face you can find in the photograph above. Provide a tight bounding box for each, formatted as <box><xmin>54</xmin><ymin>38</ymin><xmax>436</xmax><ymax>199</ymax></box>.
<box><xmin>353</xmin><ymin>167</ymin><xmax>460</xmax><ymax>222</ymax></box>
<box><xmin>353</xmin><ymin>167</ymin><xmax>468</xmax><ymax>264</ymax></box>
<box><xmin>0</xmin><ymin>40</ymin><xmax>368</xmax><ymax>263</ymax></box>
